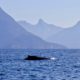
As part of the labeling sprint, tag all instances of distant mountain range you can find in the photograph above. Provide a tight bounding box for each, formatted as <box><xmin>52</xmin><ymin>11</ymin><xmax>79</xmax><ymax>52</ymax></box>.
<box><xmin>2</xmin><ymin>7</ymin><xmax>80</xmax><ymax>49</ymax></box>
<box><xmin>19</xmin><ymin>18</ymin><xmax>80</xmax><ymax>49</ymax></box>
<box><xmin>0</xmin><ymin>8</ymin><xmax>66</xmax><ymax>49</ymax></box>
<box><xmin>18</xmin><ymin>19</ymin><xmax>63</xmax><ymax>40</ymax></box>
<box><xmin>48</xmin><ymin>21</ymin><xmax>80</xmax><ymax>49</ymax></box>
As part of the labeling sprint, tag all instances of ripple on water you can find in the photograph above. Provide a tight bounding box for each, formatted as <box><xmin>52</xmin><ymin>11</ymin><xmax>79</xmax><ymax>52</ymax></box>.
<box><xmin>0</xmin><ymin>49</ymin><xmax>80</xmax><ymax>80</ymax></box>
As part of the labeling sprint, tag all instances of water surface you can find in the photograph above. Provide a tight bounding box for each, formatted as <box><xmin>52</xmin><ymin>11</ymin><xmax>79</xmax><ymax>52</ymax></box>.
<box><xmin>0</xmin><ymin>49</ymin><xmax>80</xmax><ymax>80</ymax></box>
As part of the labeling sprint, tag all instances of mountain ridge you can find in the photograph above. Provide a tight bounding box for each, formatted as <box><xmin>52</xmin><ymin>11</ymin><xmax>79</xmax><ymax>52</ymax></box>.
<box><xmin>19</xmin><ymin>20</ymin><xmax>63</xmax><ymax>40</ymax></box>
<box><xmin>0</xmin><ymin>8</ymin><xmax>66</xmax><ymax>49</ymax></box>
<box><xmin>48</xmin><ymin>21</ymin><xmax>80</xmax><ymax>48</ymax></box>
<box><xmin>19</xmin><ymin>19</ymin><xmax>80</xmax><ymax>48</ymax></box>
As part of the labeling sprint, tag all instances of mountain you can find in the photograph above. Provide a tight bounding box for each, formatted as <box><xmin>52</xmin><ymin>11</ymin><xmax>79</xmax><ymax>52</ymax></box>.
<box><xmin>0</xmin><ymin>8</ymin><xmax>66</xmax><ymax>49</ymax></box>
<box><xmin>48</xmin><ymin>21</ymin><xmax>80</xmax><ymax>48</ymax></box>
<box><xmin>18</xmin><ymin>19</ymin><xmax>63</xmax><ymax>40</ymax></box>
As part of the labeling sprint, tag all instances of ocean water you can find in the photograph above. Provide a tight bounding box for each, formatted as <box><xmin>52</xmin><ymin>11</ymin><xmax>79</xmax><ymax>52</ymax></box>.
<box><xmin>0</xmin><ymin>49</ymin><xmax>80</xmax><ymax>80</ymax></box>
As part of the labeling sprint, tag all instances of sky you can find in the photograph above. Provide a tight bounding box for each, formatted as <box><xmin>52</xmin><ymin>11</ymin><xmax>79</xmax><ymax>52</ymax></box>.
<box><xmin>0</xmin><ymin>0</ymin><xmax>80</xmax><ymax>28</ymax></box>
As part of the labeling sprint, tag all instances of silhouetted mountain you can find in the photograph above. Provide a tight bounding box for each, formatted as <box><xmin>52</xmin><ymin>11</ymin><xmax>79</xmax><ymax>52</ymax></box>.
<box><xmin>48</xmin><ymin>21</ymin><xmax>80</xmax><ymax>48</ymax></box>
<box><xmin>0</xmin><ymin>8</ymin><xmax>66</xmax><ymax>49</ymax></box>
<box><xmin>18</xmin><ymin>19</ymin><xmax>63</xmax><ymax>40</ymax></box>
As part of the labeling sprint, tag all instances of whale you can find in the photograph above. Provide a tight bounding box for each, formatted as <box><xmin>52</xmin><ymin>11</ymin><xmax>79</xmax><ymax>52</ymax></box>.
<box><xmin>24</xmin><ymin>55</ymin><xmax>56</xmax><ymax>60</ymax></box>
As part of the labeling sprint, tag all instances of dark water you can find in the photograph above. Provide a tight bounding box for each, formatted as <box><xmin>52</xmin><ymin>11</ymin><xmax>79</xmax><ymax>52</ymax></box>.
<box><xmin>0</xmin><ymin>49</ymin><xmax>80</xmax><ymax>80</ymax></box>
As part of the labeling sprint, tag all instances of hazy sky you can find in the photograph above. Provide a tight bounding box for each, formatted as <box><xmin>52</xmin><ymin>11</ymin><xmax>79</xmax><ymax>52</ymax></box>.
<box><xmin>0</xmin><ymin>0</ymin><xmax>80</xmax><ymax>27</ymax></box>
